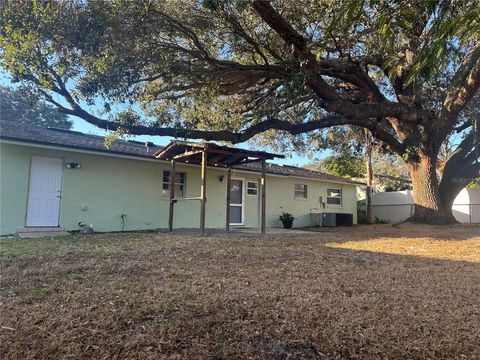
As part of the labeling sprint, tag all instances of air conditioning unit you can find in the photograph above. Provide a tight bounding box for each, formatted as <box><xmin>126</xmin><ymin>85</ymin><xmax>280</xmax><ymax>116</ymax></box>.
<box><xmin>322</xmin><ymin>213</ymin><xmax>337</xmax><ymax>227</ymax></box>
<box><xmin>322</xmin><ymin>213</ymin><xmax>354</xmax><ymax>227</ymax></box>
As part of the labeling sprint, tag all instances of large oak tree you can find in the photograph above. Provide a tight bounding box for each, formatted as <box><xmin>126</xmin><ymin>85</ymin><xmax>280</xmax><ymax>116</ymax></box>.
<box><xmin>1</xmin><ymin>0</ymin><xmax>479</xmax><ymax>224</ymax></box>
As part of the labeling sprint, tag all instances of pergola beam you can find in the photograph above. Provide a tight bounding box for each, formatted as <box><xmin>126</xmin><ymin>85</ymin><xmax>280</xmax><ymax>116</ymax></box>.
<box><xmin>222</xmin><ymin>154</ymin><xmax>248</xmax><ymax>166</ymax></box>
<box><xmin>209</xmin><ymin>153</ymin><xmax>229</xmax><ymax>165</ymax></box>
<box><xmin>173</xmin><ymin>149</ymin><xmax>204</xmax><ymax>160</ymax></box>
<box><xmin>232</xmin><ymin>157</ymin><xmax>265</xmax><ymax>166</ymax></box>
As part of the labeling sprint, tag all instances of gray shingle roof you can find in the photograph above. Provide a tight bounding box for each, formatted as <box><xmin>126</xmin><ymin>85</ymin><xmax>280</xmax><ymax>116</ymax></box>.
<box><xmin>0</xmin><ymin>120</ymin><xmax>363</xmax><ymax>186</ymax></box>
<box><xmin>0</xmin><ymin>120</ymin><xmax>161</xmax><ymax>157</ymax></box>
<box><xmin>236</xmin><ymin>162</ymin><xmax>364</xmax><ymax>185</ymax></box>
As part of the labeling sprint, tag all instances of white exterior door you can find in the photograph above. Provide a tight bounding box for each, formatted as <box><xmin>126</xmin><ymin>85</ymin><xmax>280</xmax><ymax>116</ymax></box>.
<box><xmin>229</xmin><ymin>179</ymin><xmax>244</xmax><ymax>225</ymax></box>
<box><xmin>26</xmin><ymin>157</ymin><xmax>63</xmax><ymax>227</ymax></box>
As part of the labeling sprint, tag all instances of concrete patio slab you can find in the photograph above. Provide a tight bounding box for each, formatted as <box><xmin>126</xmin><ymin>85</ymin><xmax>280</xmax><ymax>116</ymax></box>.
<box><xmin>159</xmin><ymin>227</ymin><xmax>329</xmax><ymax>237</ymax></box>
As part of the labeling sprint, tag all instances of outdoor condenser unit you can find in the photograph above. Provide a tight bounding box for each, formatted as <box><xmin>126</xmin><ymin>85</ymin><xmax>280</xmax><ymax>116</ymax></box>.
<box><xmin>322</xmin><ymin>213</ymin><xmax>354</xmax><ymax>227</ymax></box>
<box><xmin>322</xmin><ymin>213</ymin><xmax>337</xmax><ymax>227</ymax></box>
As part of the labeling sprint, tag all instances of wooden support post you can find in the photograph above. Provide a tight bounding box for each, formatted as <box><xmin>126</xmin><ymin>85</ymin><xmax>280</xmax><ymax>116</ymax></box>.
<box><xmin>261</xmin><ymin>159</ymin><xmax>266</xmax><ymax>234</ymax></box>
<box><xmin>225</xmin><ymin>167</ymin><xmax>231</xmax><ymax>233</ymax></box>
<box><xmin>168</xmin><ymin>159</ymin><xmax>176</xmax><ymax>232</ymax></box>
<box><xmin>200</xmin><ymin>151</ymin><xmax>207</xmax><ymax>236</ymax></box>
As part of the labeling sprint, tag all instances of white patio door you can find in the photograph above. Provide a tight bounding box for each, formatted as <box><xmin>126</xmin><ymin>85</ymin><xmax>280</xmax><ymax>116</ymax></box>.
<box><xmin>26</xmin><ymin>157</ymin><xmax>63</xmax><ymax>227</ymax></box>
<box><xmin>229</xmin><ymin>179</ymin><xmax>244</xmax><ymax>225</ymax></box>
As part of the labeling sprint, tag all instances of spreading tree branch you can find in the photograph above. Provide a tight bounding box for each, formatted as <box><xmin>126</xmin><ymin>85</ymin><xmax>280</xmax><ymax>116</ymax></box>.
<box><xmin>438</xmin><ymin>43</ymin><xmax>480</xmax><ymax>138</ymax></box>
<box><xmin>51</xmin><ymin>95</ymin><xmax>403</xmax><ymax>153</ymax></box>
<box><xmin>39</xmin><ymin>68</ymin><xmax>406</xmax><ymax>155</ymax></box>
<box><xmin>250</xmin><ymin>0</ymin><xmax>426</xmax><ymax>128</ymax></box>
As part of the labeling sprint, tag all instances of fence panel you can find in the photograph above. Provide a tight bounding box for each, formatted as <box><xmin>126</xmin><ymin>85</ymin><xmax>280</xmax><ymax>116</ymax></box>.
<box><xmin>372</xmin><ymin>203</ymin><xmax>480</xmax><ymax>224</ymax></box>
<box><xmin>371</xmin><ymin>204</ymin><xmax>413</xmax><ymax>223</ymax></box>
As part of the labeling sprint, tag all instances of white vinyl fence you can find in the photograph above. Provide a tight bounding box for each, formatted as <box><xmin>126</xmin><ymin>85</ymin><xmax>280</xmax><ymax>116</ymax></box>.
<box><xmin>372</xmin><ymin>188</ymin><xmax>480</xmax><ymax>224</ymax></box>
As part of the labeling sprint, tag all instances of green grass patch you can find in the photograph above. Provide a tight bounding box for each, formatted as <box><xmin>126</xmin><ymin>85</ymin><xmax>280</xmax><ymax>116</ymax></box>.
<box><xmin>19</xmin><ymin>286</ymin><xmax>54</xmax><ymax>304</ymax></box>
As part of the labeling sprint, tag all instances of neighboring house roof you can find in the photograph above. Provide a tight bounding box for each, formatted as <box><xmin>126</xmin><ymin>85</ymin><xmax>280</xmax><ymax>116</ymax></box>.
<box><xmin>0</xmin><ymin>120</ymin><xmax>363</xmax><ymax>186</ymax></box>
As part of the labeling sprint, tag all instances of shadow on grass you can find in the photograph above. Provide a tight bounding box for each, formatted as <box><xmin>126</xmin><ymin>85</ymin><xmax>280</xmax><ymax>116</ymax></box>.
<box><xmin>305</xmin><ymin>223</ymin><xmax>480</xmax><ymax>241</ymax></box>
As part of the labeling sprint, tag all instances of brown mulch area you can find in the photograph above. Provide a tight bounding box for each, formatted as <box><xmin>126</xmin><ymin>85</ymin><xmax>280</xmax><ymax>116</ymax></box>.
<box><xmin>1</xmin><ymin>224</ymin><xmax>479</xmax><ymax>359</ymax></box>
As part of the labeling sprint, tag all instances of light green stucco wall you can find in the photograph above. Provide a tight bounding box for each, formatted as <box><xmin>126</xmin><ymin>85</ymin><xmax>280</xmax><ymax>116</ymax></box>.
<box><xmin>0</xmin><ymin>142</ymin><xmax>357</xmax><ymax>235</ymax></box>
<box><xmin>265</xmin><ymin>174</ymin><xmax>357</xmax><ymax>227</ymax></box>
<box><xmin>0</xmin><ymin>143</ymin><xmax>30</xmax><ymax>234</ymax></box>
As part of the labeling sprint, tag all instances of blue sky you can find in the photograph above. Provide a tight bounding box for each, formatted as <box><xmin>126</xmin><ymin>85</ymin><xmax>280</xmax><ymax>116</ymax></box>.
<box><xmin>1</xmin><ymin>71</ymin><xmax>322</xmax><ymax>166</ymax></box>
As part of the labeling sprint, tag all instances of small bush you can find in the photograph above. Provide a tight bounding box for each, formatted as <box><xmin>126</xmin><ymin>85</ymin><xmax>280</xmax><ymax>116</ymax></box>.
<box><xmin>279</xmin><ymin>212</ymin><xmax>295</xmax><ymax>229</ymax></box>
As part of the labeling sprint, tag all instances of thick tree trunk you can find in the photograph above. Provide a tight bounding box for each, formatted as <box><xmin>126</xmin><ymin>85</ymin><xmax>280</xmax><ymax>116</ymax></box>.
<box><xmin>439</xmin><ymin>174</ymin><xmax>467</xmax><ymax>213</ymax></box>
<box><xmin>406</xmin><ymin>154</ymin><xmax>457</xmax><ymax>224</ymax></box>
<box><xmin>364</xmin><ymin>130</ymin><xmax>374</xmax><ymax>224</ymax></box>
<box><xmin>439</xmin><ymin>156</ymin><xmax>479</xmax><ymax>213</ymax></box>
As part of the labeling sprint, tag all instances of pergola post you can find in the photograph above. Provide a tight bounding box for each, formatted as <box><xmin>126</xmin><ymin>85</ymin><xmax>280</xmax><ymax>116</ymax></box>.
<box><xmin>168</xmin><ymin>159</ymin><xmax>176</xmax><ymax>232</ymax></box>
<box><xmin>200</xmin><ymin>150</ymin><xmax>207</xmax><ymax>236</ymax></box>
<box><xmin>225</xmin><ymin>167</ymin><xmax>232</xmax><ymax>233</ymax></box>
<box><xmin>261</xmin><ymin>158</ymin><xmax>266</xmax><ymax>234</ymax></box>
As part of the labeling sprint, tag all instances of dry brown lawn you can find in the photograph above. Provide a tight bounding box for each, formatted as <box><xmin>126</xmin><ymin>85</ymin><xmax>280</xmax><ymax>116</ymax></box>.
<box><xmin>1</xmin><ymin>224</ymin><xmax>479</xmax><ymax>359</ymax></box>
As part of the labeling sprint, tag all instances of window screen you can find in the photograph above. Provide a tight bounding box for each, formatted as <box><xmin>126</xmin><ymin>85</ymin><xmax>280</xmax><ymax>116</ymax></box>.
<box><xmin>294</xmin><ymin>184</ymin><xmax>307</xmax><ymax>198</ymax></box>
<box><xmin>162</xmin><ymin>170</ymin><xmax>186</xmax><ymax>198</ymax></box>
<box><xmin>247</xmin><ymin>181</ymin><xmax>258</xmax><ymax>196</ymax></box>
<box><xmin>327</xmin><ymin>188</ymin><xmax>342</xmax><ymax>205</ymax></box>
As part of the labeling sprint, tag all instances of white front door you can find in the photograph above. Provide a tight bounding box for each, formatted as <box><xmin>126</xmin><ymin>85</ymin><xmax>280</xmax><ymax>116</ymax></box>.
<box><xmin>229</xmin><ymin>179</ymin><xmax>244</xmax><ymax>225</ymax></box>
<box><xmin>26</xmin><ymin>157</ymin><xmax>63</xmax><ymax>227</ymax></box>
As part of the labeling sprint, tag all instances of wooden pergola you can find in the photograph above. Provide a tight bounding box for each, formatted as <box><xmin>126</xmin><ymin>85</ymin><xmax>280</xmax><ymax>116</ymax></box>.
<box><xmin>154</xmin><ymin>141</ymin><xmax>284</xmax><ymax>235</ymax></box>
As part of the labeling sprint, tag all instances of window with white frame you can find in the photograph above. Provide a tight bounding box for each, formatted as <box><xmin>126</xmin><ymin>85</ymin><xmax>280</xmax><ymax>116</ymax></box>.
<box><xmin>294</xmin><ymin>184</ymin><xmax>308</xmax><ymax>199</ymax></box>
<box><xmin>162</xmin><ymin>170</ymin><xmax>186</xmax><ymax>198</ymax></box>
<box><xmin>327</xmin><ymin>188</ymin><xmax>342</xmax><ymax>205</ymax></box>
<box><xmin>247</xmin><ymin>181</ymin><xmax>258</xmax><ymax>196</ymax></box>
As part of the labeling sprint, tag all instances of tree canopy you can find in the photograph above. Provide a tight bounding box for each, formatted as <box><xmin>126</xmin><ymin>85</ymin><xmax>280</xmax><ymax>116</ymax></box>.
<box><xmin>0</xmin><ymin>0</ymin><xmax>479</xmax><ymax>223</ymax></box>
<box><xmin>307</xmin><ymin>150</ymin><xmax>411</xmax><ymax>191</ymax></box>
<box><xmin>0</xmin><ymin>86</ymin><xmax>72</xmax><ymax>129</ymax></box>
<box><xmin>309</xmin><ymin>151</ymin><xmax>365</xmax><ymax>179</ymax></box>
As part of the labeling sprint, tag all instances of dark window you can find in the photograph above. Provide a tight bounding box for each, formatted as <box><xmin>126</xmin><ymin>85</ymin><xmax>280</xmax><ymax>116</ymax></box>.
<box><xmin>327</xmin><ymin>188</ymin><xmax>342</xmax><ymax>205</ymax></box>
<box><xmin>294</xmin><ymin>184</ymin><xmax>307</xmax><ymax>198</ymax></box>
<box><xmin>247</xmin><ymin>181</ymin><xmax>258</xmax><ymax>196</ymax></box>
<box><xmin>162</xmin><ymin>170</ymin><xmax>186</xmax><ymax>198</ymax></box>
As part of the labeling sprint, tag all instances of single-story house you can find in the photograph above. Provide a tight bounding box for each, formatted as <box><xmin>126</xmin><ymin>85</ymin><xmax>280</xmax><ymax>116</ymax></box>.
<box><xmin>0</xmin><ymin>120</ymin><xmax>361</xmax><ymax>236</ymax></box>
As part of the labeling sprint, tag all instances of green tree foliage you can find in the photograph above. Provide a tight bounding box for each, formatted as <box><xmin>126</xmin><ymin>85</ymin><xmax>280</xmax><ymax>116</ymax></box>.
<box><xmin>307</xmin><ymin>150</ymin><xmax>411</xmax><ymax>191</ymax></box>
<box><xmin>309</xmin><ymin>151</ymin><xmax>365</xmax><ymax>179</ymax></box>
<box><xmin>372</xmin><ymin>152</ymin><xmax>411</xmax><ymax>191</ymax></box>
<box><xmin>0</xmin><ymin>86</ymin><xmax>72</xmax><ymax>129</ymax></box>
<box><xmin>0</xmin><ymin>0</ymin><xmax>478</xmax><ymax>223</ymax></box>
<box><xmin>466</xmin><ymin>179</ymin><xmax>480</xmax><ymax>189</ymax></box>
